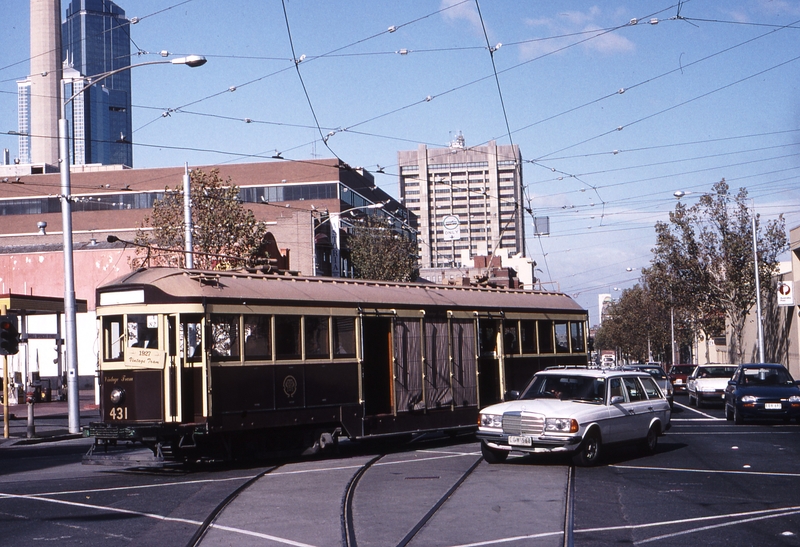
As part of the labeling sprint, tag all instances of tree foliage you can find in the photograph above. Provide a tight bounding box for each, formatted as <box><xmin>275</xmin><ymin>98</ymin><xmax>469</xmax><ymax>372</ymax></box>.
<box><xmin>593</xmin><ymin>283</ymin><xmax>692</xmax><ymax>364</ymax></box>
<box><xmin>644</xmin><ymin>179</ymin><xmax>787</xmax><ymax>363</ymax></box>
<box><xmin>347</xmin><ymin>217</ymin><xmax>418</xmax><ymax>282</ymax></box>
<box><xmin>132</xmin><ymin>168</ymin><xmax>271</xmax><ymax>270</ymax></box>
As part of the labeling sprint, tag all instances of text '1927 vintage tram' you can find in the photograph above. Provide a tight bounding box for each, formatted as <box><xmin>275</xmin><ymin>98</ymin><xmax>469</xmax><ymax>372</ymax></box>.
<box><xmin>84</xmin><ymin>267</ymin><xmax>588</xmax><ymax>463</ymax></box>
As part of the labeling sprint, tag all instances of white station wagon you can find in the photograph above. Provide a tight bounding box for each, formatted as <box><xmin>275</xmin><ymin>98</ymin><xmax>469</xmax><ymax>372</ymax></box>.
<box><xmin>477</xmin><ymin>367</ymin><xmax>672</xmax><ymax>466</ymax></box>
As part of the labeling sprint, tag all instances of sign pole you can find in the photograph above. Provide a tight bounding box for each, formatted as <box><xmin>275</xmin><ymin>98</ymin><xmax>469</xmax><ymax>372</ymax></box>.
<box><xmin>2</xmin><ymin>304</ymin><xmax>7</xmax><ymax>438</ymax></box>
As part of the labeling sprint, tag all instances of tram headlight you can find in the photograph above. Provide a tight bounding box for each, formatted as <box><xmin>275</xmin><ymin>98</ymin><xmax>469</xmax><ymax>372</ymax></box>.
<box><xmin>110</xmin><ymin>388</ymin><xmax>125</xmax><ymax>405</ymax></box>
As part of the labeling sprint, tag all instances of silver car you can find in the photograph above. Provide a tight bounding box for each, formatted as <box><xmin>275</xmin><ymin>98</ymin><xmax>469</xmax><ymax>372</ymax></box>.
<box><xmin>477</xmin><ymin>367</ymin><xmax>671</xmax><ymax>466</ymax></box>
<box><xmin>624</xmin><ymin>364</ymin><xmax>674</xmax><ymax>408</ymax></box>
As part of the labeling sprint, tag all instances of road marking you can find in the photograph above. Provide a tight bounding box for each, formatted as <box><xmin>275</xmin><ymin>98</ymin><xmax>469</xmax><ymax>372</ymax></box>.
<box><xmin>574</xmin><ymin>506</ymin><xmax>800</xmax><ymax>544</ymax></box>
<box><xmin>611</xmin><ymin>464</ymin><xmax>800</xmax><ymax>478</ymax></box>
<box><xmin>445</xmin><ymin>530</ymin><xmax>564</xmax><ymax>546</ymax></box>
<box><xmin>672</xmin><ymin>401</ymin><xmax>720</xmax><ymax>419</ymax></box>
<box><xmin>0</xmin><ymin>491</ymin><xmax>318</xmax><ymax>546</ymax></box>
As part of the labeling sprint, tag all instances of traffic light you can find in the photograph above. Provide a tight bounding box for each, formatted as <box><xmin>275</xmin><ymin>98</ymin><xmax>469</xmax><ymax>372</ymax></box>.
<box><xmin>0</xmin><ymin>315</ymin><xmax>19</xmax><ymax>355</ymax></box>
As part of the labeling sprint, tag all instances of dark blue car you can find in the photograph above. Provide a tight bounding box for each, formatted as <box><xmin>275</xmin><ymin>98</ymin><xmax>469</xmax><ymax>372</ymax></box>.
<box><xmin>724</xmin><ymin>363</ymin><xmax>800</xmax><ymax>424</ymax></box>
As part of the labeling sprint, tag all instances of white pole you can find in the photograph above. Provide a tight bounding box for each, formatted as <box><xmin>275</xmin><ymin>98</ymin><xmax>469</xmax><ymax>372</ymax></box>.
<box><xmin>59</xmin><ymin>116</ymin><xmax>80</xmax><ymax>434</ymax></box>
<box><xmin>183</xmin><ymin>163</ymin><xmax>193</xmax><ymax>268</ymax></box>
<box><xmin>752</xmin><ymin>213</ymin><xmax>765</xmax><ymax>363</ymax></box>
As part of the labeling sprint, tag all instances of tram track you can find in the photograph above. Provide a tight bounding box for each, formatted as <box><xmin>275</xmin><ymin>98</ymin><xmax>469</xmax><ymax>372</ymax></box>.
<box><xmin>342</xmin><ymin>452</ymin><xmax>484</xmax><ymax>547</ymax></box>
<box><xmin>186</xmin><ymin>464</ymin><xmax>282</xmax><ymax>547</ymax></box>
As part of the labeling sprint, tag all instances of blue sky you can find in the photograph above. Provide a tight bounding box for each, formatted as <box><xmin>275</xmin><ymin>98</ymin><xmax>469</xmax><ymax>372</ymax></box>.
<box><xmin>2</xmin><ymin>0</ymin><xmax>799</xmax><ymax>323</ymax></box>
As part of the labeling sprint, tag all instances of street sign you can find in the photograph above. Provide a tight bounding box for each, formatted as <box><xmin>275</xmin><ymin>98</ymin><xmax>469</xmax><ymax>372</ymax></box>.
<box><xmin>777</xmin><ymin>282</ymin><xmax>794</xmax><ymax>307</ymax></box>
<box><xmin>442</xmin><ymin>215</ymin><xmax>461</xmax><ymax>241</ymax></box>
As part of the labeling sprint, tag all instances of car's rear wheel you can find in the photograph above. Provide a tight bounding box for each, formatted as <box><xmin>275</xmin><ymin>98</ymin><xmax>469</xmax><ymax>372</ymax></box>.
<box><xmin>642</xmin><ymin>425</ymin><xmax>659</xmax><ymax>454</ymax></box>
<box><xmin>481</xmin><ymin>441</ymin><xmax>509</xmax><ymax>464</ymax></box>
<box><xmin>572</xmin><ymin>431</ymin><xmax>601</xmax><ymax>467</ymax></box>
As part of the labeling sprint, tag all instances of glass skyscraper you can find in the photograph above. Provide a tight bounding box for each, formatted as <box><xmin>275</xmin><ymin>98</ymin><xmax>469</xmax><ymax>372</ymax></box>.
<box><xmin>62</xmin><ymin>0</ymin><xmax>132</xmax><ymax>167</ymax></box>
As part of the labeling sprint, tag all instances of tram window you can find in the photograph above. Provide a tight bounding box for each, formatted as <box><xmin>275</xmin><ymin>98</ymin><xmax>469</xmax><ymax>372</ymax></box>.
<box><xmin>305</xmin><ymin>316</ymin><xmax>330</xmax><ymax>358</ymax></box>
<box><xmin>181</xmin><ymin>318</ymin><xmax>203</xmax><ymax>362</ymax></box>
<box><xmin>244</xmin><ymin>315</ymin><xmax>272</xmax><ymax>360</ymax></box>
<box><xmin>520</xmin><ymin>321</ymin><xmax>536</xmax><ymax>353</ymax></box>
<box><xmin>555</xmin><ymin>321</ymin><xmax>569</xmax><ymax>353</ymax></box>
<box><xmin>210</xmin><ymin>314</ymin><xmax>240</xmax><ymax>360</ymax></box>
<box><xmin>128</xmin><ymin>314</ymin><xmax>159</xmax><ymax>349</ymax></box>
<box><xmin>570</xmin><ymin>322</ymin><xmax>585</xmax><ymax>353</ymax></box>
<box><xmin>479</xmin><ymin>322</ymin><xmax>499</xmax><ymax>356</ymax></box>
<box><xmin>275</xmin><ymin>315</ymin><xmax>301</xmax><ymax>360</ymax></box>
<box><xmin>538</xmin><ymin>320</ymin><xmax>554</xmax><ymax>354</ymax></box>
<box><xmin>103</xmin><ymin>315</ymin><xmax>124</xmax><ymax>362</ymax></box>
<box><xmin>333</xmin><ymin>317</ymin><xmax>356</xmax><ymax>358</ymax></box>
<box><xmin>503</xmin><ymin>323</ymin><xmax>519</xmax><ymax>355</ymax></box>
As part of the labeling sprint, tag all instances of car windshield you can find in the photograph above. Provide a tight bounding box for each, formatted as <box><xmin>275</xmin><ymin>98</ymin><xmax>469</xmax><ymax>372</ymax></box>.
<box><xmin>697</xmin><ymin>366</ymin><xmax>736</xmax><ymax>378</ymax></box>
<box><xmin>521</xmin><ymin>374</ymin><xmax>605</xmax><ymax>403</ymax></box>
<box><xmin>672</xmin><ymin>366</ymin><xmax>694</xmax><ymax>374</ymax></box>
<box><xmin>742</xmin><ymin>367</ymin><xmax>794</xmax><ymax>386</ymax></box>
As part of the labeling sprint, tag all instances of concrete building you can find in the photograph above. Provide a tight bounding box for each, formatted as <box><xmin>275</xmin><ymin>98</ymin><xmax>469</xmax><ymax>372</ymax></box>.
<box><xmin>27</xmin><ymin>0</ymin><xmax>63</xmax><ymax>168</ymax></box>
<box><xmin>0</xmin><ymin>159</ymin><xmax>410</xmax><ymax>385</ymax></box>
<box><xmin>62</xmin><ymin>0</ymin><xmax>133</xmax><ymax>167</ymax></box>
<box><xmin>398</xmin><ymin>134</ymin><xmax>525</xmax><ymax>270</ymax></box>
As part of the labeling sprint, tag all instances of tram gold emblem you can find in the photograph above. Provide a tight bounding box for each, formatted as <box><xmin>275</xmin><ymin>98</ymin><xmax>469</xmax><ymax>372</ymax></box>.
<box><xmin>283</xmin><ymin>375</ymin><xmax>297</xmax><ymax>398</ymax></box>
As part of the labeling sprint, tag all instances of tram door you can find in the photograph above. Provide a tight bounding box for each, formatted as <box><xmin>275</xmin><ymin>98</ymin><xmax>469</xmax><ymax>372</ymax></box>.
<box><xmin>477</xmin><ymin>319</ymin><xmax>503</xmax><ymax>407</ymax></box>
<box><xmin>167</xmin><ymin>314</ymin><xmax>203</xmax><ymax>423</ymax></box>
<box><xmin>361</xmin><ymin>317</ymin><xmax>393</xmax><ymax>416</ymax></box>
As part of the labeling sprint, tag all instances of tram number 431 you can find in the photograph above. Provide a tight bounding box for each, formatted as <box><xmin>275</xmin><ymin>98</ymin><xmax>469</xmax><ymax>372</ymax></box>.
<box><xmin>109</xmin><ymin>407</ymin><xmax>128</xmax><ymax>420</ymax></box>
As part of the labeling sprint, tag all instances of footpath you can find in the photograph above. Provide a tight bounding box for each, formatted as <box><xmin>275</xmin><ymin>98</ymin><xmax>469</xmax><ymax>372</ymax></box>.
<box><xmin>0</xmin><ymin>389</ymin><xmax>99</xmax><ymax>447</ymax></box>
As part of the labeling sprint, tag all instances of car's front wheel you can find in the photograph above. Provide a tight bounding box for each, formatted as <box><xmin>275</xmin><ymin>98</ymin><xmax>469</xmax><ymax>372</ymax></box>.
<box><xmin>733</xmin><ymin>404</ymin><xmax>744</xmax><ymax>425</ymax></box>
<box><xmin>481</xmin><ymin>441</ymin><xmax>509</xmax><ymax>464</ymax></box>
<box><xmin>572</xmin><ymin>431</ymin><xmax>602</xmax><ymax>467</ymax></box>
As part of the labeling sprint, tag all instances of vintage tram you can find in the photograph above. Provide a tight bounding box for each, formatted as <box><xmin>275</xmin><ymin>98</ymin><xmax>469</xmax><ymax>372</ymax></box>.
<box><xmin>84</xmin><ymin>267</ymin><xmax>588</xmax><ymax>463</ymax></box>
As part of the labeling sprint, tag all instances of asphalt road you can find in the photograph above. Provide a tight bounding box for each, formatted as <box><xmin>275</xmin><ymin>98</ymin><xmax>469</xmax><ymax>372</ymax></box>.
<box><xmin>2</xmin><ymin>393</ymin><xmax>799</xmax><ymax>546</ymax></box>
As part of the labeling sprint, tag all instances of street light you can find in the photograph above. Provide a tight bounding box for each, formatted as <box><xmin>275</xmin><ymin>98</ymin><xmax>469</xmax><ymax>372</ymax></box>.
<box><xmin>673</xmin><ymin>190</ymin><xmax>765</xmax><ymax>363</ymax></box>
<box><xmin>59</xmin><ymin>56</ymin><xmax>206</xmax><ymax>433</ymax></box>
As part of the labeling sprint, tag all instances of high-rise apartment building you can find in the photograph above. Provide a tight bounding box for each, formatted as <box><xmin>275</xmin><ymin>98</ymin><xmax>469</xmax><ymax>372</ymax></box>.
<box><xmin>398</xmin><ymin>135</ymin><xmax>525</xmax><ymax>269</ymax></box>
<box><xmin>62</xmin><ymin>0</ymin><xmax>132</xmax><ymax>167</ymax></box>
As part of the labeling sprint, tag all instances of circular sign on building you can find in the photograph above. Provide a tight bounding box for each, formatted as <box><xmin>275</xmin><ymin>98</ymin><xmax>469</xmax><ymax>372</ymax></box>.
<box><xmin>442</xmin><ymin>215</ymin><xmax>461</xmax><ymax>241</ymax></box>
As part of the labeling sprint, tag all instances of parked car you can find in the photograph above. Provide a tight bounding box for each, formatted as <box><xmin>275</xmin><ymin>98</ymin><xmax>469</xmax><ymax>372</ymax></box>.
<box><xmin>668</xmin><ymin>364</ymin><xmax>696</xmax><ymax>393</ymax></box>
<box><xmin>724</xmin><ymin>363</ymin><xmax>800</xmax><ymax>424</ymax></box>
<box><xmin>476</xmin><ymin>367</ymin><xmax>671</xmax><ymax>466</ymax></box>
<box><xmin>624</xmin><ymin>364</ymin><xmax>674</xmax><ymax>407</ymax></box>
<box><xmin>687</xmin><ymin>364</ymin><xmax>737</xmax><ymax>407</ymax></box>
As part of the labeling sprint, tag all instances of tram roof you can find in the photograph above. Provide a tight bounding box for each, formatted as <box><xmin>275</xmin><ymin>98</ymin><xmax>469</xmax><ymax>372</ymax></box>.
<box><xmin>97</xmin><ymin>267</ymin><xmax>585</xmax><ymax>315</ymax></box>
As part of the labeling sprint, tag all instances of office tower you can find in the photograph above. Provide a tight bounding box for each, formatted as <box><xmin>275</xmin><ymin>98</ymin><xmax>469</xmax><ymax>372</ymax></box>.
<box><xmin>28</xmin><ymin>0</ymin><xmax>62</xmax><ymax>167</ymax></box>
<box><xmin>62</xmin><ymin>0</ymin><xmax>132</xmax><ymax>167</ymax></box>
<box><xmin>398</xmin><ymin>135</ymin><xmax>525</xmax><ymax>269</ymax></box>
<box><xmin>16</xmin><ymin>80</ymin><xmax>32</xmax><ymax>164</ymax></box>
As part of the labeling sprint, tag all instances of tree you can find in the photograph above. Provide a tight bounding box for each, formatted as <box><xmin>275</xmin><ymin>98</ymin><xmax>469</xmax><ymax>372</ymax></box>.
<box><xmin>132</xmin><ymin>168</ymin><xmax>271</xmax><ymax>270</ymax></box>
<box><xmin>593</xmin><ymin>283</ymin><xmax>682</xmax><ymax>363</ymax></box>
<box><xmin>346</xmin><ymin>217</ymin><xmax>419</xmax><ymax>282</ymax></box>
<box><xmin>645</xmin><ymin>179</ymin><xmax>787</xmax><ymax>364</ymax></box>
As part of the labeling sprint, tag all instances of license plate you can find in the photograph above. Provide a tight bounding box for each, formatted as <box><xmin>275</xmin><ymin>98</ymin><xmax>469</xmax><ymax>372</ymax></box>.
<box><xmin>765</xmin><ymin>403</ymin><xmax>782</xmax><ymax>410</ymax></box>
<box><xmin>509</xmin><ymin>435</ymin><xmax>533</xmax><ymax>446</ymax></box>
<box><xmin>674</xmin><ymin>379</ymin><xmax>683</xmax><ymax>385</ymax></box>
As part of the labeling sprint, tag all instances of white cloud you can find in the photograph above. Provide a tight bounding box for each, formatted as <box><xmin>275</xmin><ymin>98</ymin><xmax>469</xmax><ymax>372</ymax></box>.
<box><xmin>520</xmin><ymin>8</ymin><xmax>635</xmax><ymax>59</ymax></box>
<box><xmin>440</xmin><ymin>0</ymin><xmax>482</xmax><ymax>34</ymax></box>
